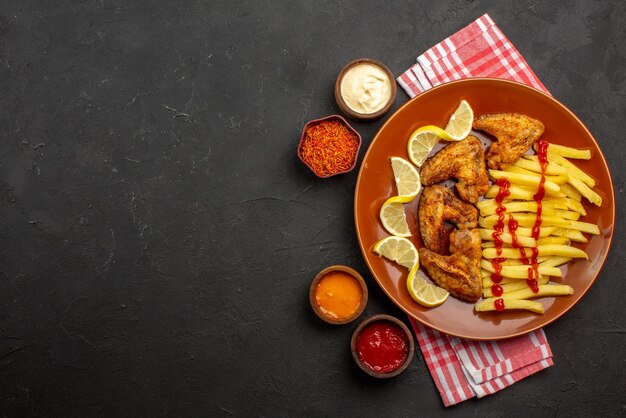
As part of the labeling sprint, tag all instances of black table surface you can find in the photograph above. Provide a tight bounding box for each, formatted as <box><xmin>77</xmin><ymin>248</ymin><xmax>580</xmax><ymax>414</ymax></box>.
<box><xmin>1</xmin><ymin>0</ymin><xmax>624</xmax><ymax>416</ymax></box>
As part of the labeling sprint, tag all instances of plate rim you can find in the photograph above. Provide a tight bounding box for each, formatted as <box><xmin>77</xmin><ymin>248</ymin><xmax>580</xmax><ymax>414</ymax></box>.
<box><xmin>354</xmin><ymin>77</ymin><xmax>616</xmax><ymax>340</ymax></box>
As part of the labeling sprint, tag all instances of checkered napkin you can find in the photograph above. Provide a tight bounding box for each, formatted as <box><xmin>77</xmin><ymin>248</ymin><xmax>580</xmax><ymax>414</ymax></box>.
<box><xmin>398</xmin><ymin>14</ymin><xmax>546</xmax><ymax>96</ymax></box>
<box><xmin>398</xmin><ymin>14</ymin><xmax>554</xmax><ymax>406</ymax></box>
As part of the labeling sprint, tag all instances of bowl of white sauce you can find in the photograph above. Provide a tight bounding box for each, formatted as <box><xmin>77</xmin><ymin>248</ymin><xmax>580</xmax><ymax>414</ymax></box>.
<box><xmin>335</xmin><ymin>58</ymin><xmax>396</xmax><ymax>120</ymax></box>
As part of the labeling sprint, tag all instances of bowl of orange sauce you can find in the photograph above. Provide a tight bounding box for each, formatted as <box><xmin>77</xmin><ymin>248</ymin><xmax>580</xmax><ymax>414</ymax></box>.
<box><xmin>309</xmin><ymin>265</ymin><xmax>368</xmax><ymax>325</ymax></box>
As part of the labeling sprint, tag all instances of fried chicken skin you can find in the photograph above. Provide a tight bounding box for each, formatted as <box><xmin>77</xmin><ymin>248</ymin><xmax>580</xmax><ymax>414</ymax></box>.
<box><xmin>420</xmin><ymin>136</ymin><xmax>489</xmax><ymax>204</ymax></box>
<box><xmin>473</xmin><ymin>113</ymin><xmax>545</xmax><ymax>170</ymax></box>
<box><xmin>418</xmin><ymin>186</ymin><xmax>478</xmax><ymax>255</ymax></box>
<box><xmin>418</xmin><ymin>229</ymin><xmax>482</xmax><ymax>303</ymax></box>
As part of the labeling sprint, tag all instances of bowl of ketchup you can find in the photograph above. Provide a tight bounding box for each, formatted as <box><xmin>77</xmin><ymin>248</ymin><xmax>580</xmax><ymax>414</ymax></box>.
<box><xmin>351</xmin><ymin>314</ymin><xmax>414</xmax><ymax>378</ymax></box>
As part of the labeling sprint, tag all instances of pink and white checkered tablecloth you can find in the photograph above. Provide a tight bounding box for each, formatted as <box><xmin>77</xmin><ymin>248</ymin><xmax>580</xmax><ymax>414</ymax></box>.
<box><xmin>398</xmin><ymin>14</ymin><xmax>553</xmax><ymax>407</ymax></box>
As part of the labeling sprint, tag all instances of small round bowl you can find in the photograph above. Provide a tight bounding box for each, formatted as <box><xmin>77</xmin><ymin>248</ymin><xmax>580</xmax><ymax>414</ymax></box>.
<box><xmin>351</xmin><ymin>314</ymin><xmax>414</xmax><ymax>378</ymax></box>
<box><xmin>335</xmin><ymin>58</ymin><xmax>396</xmax><ymax>121</ymax></box>
<box><xmin>309</xmin><ymin>265</ymin><xmax>368</xmax><ymax>325</ymax></box>
<box><xmin>297</xmin><ymin>115</ymin><xmax>362</xmax><ymax>178</ymax></box>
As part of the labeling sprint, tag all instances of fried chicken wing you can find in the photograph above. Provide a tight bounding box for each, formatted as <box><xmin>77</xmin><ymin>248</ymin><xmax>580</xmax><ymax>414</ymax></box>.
<box><xmin>473</xmin><ymin>113</ymin><xmax>545</xmax><ymax>170</ymax></box>
<box><xmin>418</xmin><ymin>229</ymin><xmax>482</xmax><ymax>302</ymax></box>
<box><xmin>418</xmin><ymin>186</ymin><xmax>478</xmax><ymax>255</ymax></box>
<box><xmin>420</xmin><ymin>136</ymin><xmax>489</xmax><ymax>204</ymax></box>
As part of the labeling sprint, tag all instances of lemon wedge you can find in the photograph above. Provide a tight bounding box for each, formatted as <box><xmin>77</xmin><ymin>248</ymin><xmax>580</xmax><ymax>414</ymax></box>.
<box><xmin>390</xmin><ymin>156</ymin><xmax>421</xmax><ymax>201</ymax></box>
<box><xmin>373</xmin><ymin>236</ymin><xmax>418</xmax><ymax>270</ymax></box>
<box><xmin>379</xmin><ymin>198</ymin><xmax>411</xmax><ymax>237</ymax></box>
<box><xmin>406</xmin><ymin>265</ymin><xmax>449</xmax><ymax>308</ymax></box>
<box><xmin>407</xmin><ymin>129</ymin><xmax>440</xmax><ymax>167</ymax></box>
<box><xmin>407</xmin><ymin>100</ymin><xmax>474</xmax><ymax>149</ymax></box>
<box><xmin>443</xmin><ymin>99</ymin><xmax>473</xmax><ymax>140</ymax></box>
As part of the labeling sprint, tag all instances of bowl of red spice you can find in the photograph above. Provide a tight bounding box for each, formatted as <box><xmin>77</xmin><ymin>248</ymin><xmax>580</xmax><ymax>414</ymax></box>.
<box><xmin>351</xmin><ymin>314</ymin><xmax>414</xmax><ymax>378</ymax></box>
<box><xmin>297</xmin><ymin>115</ymin><xmax>362</xmax><ymax>178</ymax></box>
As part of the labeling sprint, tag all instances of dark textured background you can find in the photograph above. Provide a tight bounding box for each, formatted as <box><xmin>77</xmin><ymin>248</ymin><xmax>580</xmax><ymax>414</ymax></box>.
<box><xmin>0</xmin><ymin>0</ymin><xmax>624</xmax><ymax>416</ymax></box>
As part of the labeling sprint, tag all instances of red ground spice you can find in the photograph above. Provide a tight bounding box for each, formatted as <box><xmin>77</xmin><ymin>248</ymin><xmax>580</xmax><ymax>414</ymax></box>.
<box><xmin>299</xmin><ymin>120</ymin><xmax>359</xmax><ymax>177</ymax></box>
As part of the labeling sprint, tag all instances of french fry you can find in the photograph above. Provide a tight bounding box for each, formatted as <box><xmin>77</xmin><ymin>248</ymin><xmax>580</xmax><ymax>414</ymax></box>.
<box><xmin>513</xmin><ymin>157</ymin><xmax>568</xmax><ymax>175</ymax></box>
<box><xmin>479</xmin><ymin>230</ymin><xmax>536</xmax><ymax>247</ymax></box>
<box><xmin>485</xmin><ymin>184</ymin><xmax>532</xmax><ymax>200</ymax></box>
<box><xmin>479</xmin><ymin>202</ymin><xmax>554</xmax><ymax>217</ymax></box>
<box><xmin>504</xmin><ymin>165</ymin><xmax>537</xmax><ymax>176</ymax></box>
<box><xmin>550</xmin><ymin>228</ymin><xmax>588</xmax><ymax>243</ymax></box>
<box><xmin>482</xmin><ymin>274</ymin><xmax>544</xmax><ymax>287</ymax></box>
<box><xmin>536</xmin><ymin>143</ymin><xmax>591</xmax><ymax>160</ymax></box>
<box><xmin>483</xmin><ymin>245</ymin><xmax>588</xmax><ymax>260</ymax></box>
<box><xmin>481</xmin><ymin>259</ymin><xmax>562</xmax><ymax>278</ymax></box>
<box><xmin>539</xmin><ymin>256</ymin><xmax>572</xmax><ymax>268</ymax></box>
<box><xmin>537</xmin><ymin>237</ymin><xmax>570</xmax><ymax>246</ymax></box>
<box><xmin>568</xmin><ymin>176</ymin><xmax>602</xmax><ymax>207</ymax></box>
<box><xmin>489</xmin><ymin>170</ymin><xmax>561</xmax><ymax>196</ymax></box>
<box><xmin>544</xmin><ymin>196</ymin><xmax>586</xmax><ymax>215</ymax></box>
<box><xmin>478</xmin><ymin>213</ymin><xmax>552</xmax><ymax>229</ymax></box>
<box><xmin>475</xmin><ymin>298</ymin><xmax>544</xmax><ymax>314</ymax></box>
<box><xmin>559</xmin><ymin>183</ymin><xmax>582</xmax><ymax>202</ymax></box>
<box><xmin>483</xmin><ymin>276</ymin><xmax>518</xmax><ymax>286</ymax></box>
<box><xmin>479</xmin><ymin>228</ymin><xmax>537</xmax><ymax>248</ymax></box>
<box><xmin>562</xmin><ymin>218</ymin><xmax>600</xmax><ymax>235</ymax></box>
<box><xmin>545</xmin><ymin>175</ymin><xmax>569</xmax><ymax>186</ymax></box>
<box><xmin>537</xmin><ymin>199</ymin><xmax>568</xmax><ymax>210</ymax></box>
<box><xmin>548</xmin><ymin>151</ymin><xmax>595</xmax><ymax>187</ymax></box>
<box><xmin>477</xmin><ymin>199</ymin><xmax>567</xmax><ymax>217</ymax></box>
<box><xmin>515</xmin><ymin>183</ymin><xmax>555</xmax><ymax>193</ymax></box>
<box><xmin>482</xmin><ymin>241</ymin><xmax>512</xmax><ymax>248</ymax></box>
<box><xmin>483</xmin><ymin>276</ymin><xmax>550</xmax><ymax>297</ymax></box>
<box><xmin>500</xmin><ymin>257</ymin><xmax>550</xmax><ymax>266</ymax></box>
<box><xmin>554</xmin><ymin>210</ymin><xmax>580</xmax><ymax>221</ymax></box>
<box><xmin>481</xmin><ymin>241</ymin><xmax>510</xmax><ymax>250</ymax></box>
<box><xmin>480</xmin><ymin>213</ymin><xmax>600</xmax><ymax>235</ymax></box>
<box><xmin>479</xmin><ymin>227</ymin><xmax>555</xmax><ymax>239</ymax></box>
<box><xmin>489</xmin><ymin>284</ymin><xmax>574</xmax><ymax>301</ymax></box>
<box><xmin>561</xmin><ymin>197</ymin><xmax>586</xmax><ymax>216</ymax></box>
<box><xmin>504</xmin><ymin>166</ymin><xmax>569</xmax><ymax>185</ymax></box>
<box><xmin>485</xmin><ymin>184</ymin><xmax>566</xmax><ymax>199</ymax></box>
<box><xmin>475</xmin><ymin>198</ymin><xmax>499</xmax><ymax>211</ymax></box>
<box><xmin>485</xmin><ymin>257</ymin><xmax>549</xmax><ymax>268</ymax></box>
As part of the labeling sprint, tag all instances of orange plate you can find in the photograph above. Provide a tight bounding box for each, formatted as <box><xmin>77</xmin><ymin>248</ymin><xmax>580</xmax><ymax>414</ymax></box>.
<box><xmin>354</xmin><ymin>78</ymin><xmax>615</xmax><ymax>340</ymax></box>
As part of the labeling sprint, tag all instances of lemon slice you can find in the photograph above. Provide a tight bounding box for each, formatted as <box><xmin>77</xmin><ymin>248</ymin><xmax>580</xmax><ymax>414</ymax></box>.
<box><xmin>373</xmin><ymin>236</ymin><xmax>418</xmax><ymax>269</ymax></box>
<box><xmin>407</xmin><ymin>129</ymin><xmax>440</xmax><ymax>167</ymax></box>
<box><xmin>390</xmin><ymin>156</ymin><xmax>421</xmax><ymax>201</ymax></box>
<box><xmin>443</xmin><ymin>99</ymin><xmax>473</xmax><ymax>140</ymax></box>
<box><xmin>407</xmin><ymin>100</ymin><xmax>474</xmax><ymax>155</ymax></box>
<box><xmin>379</xmin><ymin>198</ymin><xmax>411</xmax><ymax>237</ymax></box>
<box><xmin>406</xmin><ymin>265</ymin><xmax>449</xmax><ymax>308</ymax></box>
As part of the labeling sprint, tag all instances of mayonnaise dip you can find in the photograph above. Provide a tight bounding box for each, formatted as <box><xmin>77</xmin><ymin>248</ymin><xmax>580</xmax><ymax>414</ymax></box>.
<box><xmin>340</xmin><ymin>63</ymin><xmax>392</xmax><ymax>114</ymax></box>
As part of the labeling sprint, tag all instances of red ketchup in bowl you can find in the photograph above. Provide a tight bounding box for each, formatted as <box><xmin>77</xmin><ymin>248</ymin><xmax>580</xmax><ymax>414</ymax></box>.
<box><xmin>356</xmin><ymin>321</ymin><xmax>409</xmax><ymax>373</ymax></box>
